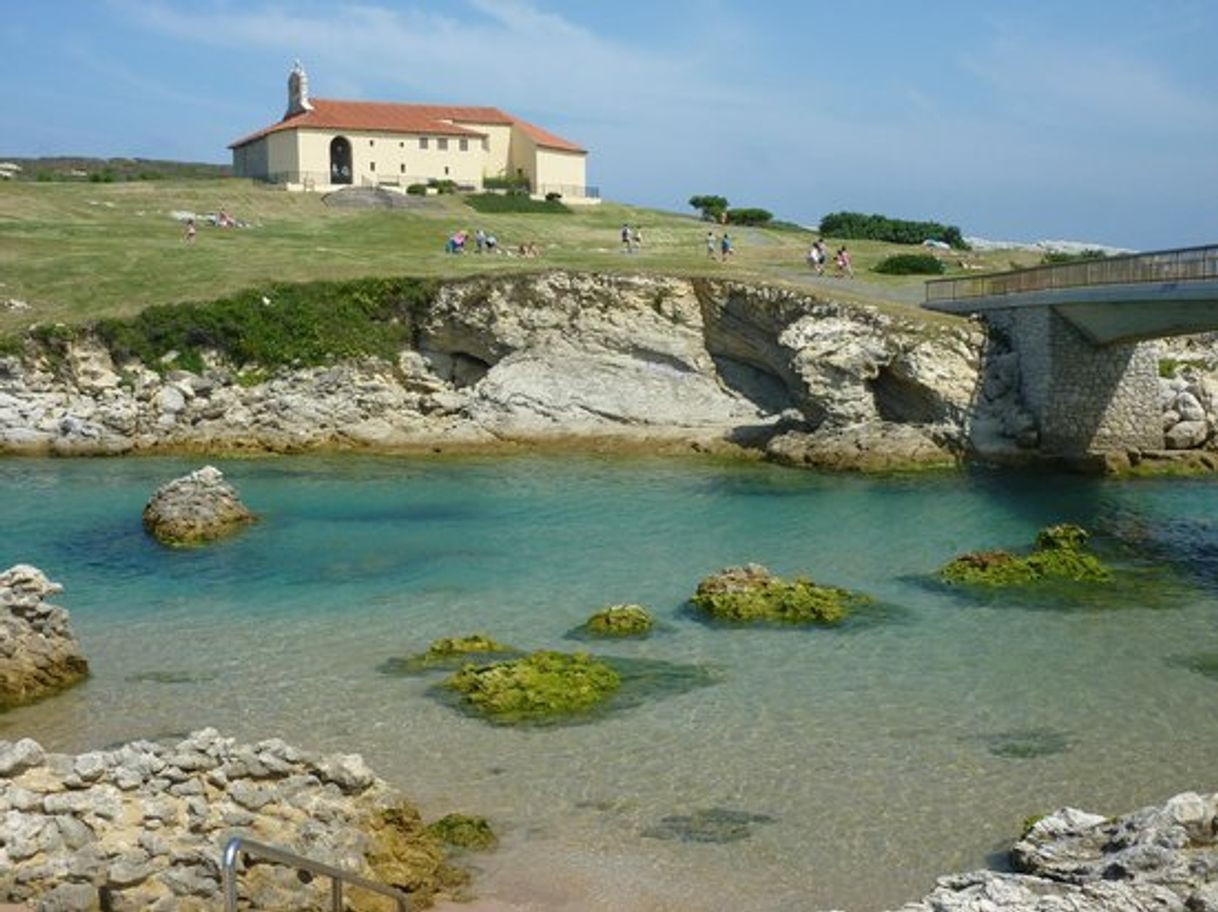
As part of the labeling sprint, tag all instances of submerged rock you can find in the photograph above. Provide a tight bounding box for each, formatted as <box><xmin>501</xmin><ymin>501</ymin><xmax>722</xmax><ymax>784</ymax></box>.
<box><xmin>142</xmin><ymin>465</ymin><xmax>256</xmax><ymax>546</ymax></box>
<box><xmin>939</xmin><ymin>524</ymin><xmax>1110</xmax><ymax>586</ymax></box>
<box><xmin>642</xmin><ymin>807</ymin><xmax>776</xmax><ymax>844</ymax></box>
<box><xmin>0</xmin><ymin>564</ymin><xmax>88</xmax><ymax>707</ymax></box>
<box><xmin>580</xmin><ymin>604</ymin><xmax>654</xmax><ymax>637</ymax></box>
<box><xmin>691</xmin><ymin>563</ymin><xmax>868</xmax><ymax>625</ymax></box>
<box><xmin>380</xmin><ymin>633</ymin><xmax>517</xmax><ymax>674</ymax></box>
<box><xmin>0</xmin><ymin>729</ymin><xmax>471</xmax><ymax>910</ymax></box>
<box><xmin>444</xmin><ymin>650</ymin><xmax>622</xmax><ymax>722</ymax></box>
<box><xmin>426</xmin><ymin>814</ymin><xmax>498</xmax><ymax>851</ymax></box>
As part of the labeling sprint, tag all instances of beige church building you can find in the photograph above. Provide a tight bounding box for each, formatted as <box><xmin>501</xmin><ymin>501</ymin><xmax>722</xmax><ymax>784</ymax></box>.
<box><xmin>230</xmin><ymin>63</ymin><xmax>594</xmax><ymax>200</ymax></box>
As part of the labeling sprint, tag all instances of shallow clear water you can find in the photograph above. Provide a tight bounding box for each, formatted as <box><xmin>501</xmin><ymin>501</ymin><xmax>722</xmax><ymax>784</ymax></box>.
<box><xmin>3</xmin><ymin>455</ymin><xmax>1218</xmax><ymax>911</ymax></box>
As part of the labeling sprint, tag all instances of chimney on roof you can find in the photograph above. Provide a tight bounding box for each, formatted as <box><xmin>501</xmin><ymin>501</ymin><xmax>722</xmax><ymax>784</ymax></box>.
<box><xmin>286</xmin><ymin>59</ymin><xmax>314</xmax><ymax>118</ymax></box>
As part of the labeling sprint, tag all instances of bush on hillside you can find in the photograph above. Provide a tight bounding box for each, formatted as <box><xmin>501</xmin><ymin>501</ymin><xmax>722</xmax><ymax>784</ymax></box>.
<box><xmin>406</xmin><ymin>183</ymin><xmax>428</xmax><ymax>195</ymax></box>
<box><xmin>92</xmin><ymin>277</ymin><xmax>435</xmax><ymax>374</ymax></box>
<box><xmin>1040</xmin><ymin>249</ymin><xmax>1109</xmax><ymax>265</ymax></box>
<box><xmin>689</xmin><ymin>194</ymin><xmax>729</xmax><ymax>222</ymax></box>
<box><xmin>873</xmin><ymin>253</ymin><xmax>946</xmax><ymax>275</ymax></box>
<box><xmin>726</xmin><ymin>207</ymin><xmax>773</xmax><ymax>226</ymax></box>
<box><xmin>483</xmin><ymin>175</ymin><xmax>531</xmax><ymax>193</ymax></box>
<box><xmin>428</xmin><ymin>178</ymin><xmax>457</xmax><ymax>194</ymax></box>
<box><xmin>463</xmin><ymin>193</ymin><xmax>570</xmax><ymax>214</ymax></box>
<box><xmin>819</xmin><ymin>211</ymin><xmax>967</xmax><ymax>249</ymax></box>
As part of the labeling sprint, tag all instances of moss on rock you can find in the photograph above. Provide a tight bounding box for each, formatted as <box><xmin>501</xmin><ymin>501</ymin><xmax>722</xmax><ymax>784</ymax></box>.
<box><xmin>691</xmin><ymin>563</ymin><xmax>867</xmax><ymax>625</ymax></box>
<box><xmin>426</xmin><ymin>813</ymin><xmax>498</xmax><ymax>851</ymax></box>
<box><xmin>940</xmin><ymin>524</ymin><xmax>1110</xmax><ymax>586</ymax></box>
<box><xmin>363</xmin><ymin>802</ymin><xmax>471</xmax><ymax>905</ymax></box>
<box><xmin>582</xmin><ymin>604</ymin><xmax>654</xmax><ymax>637</ymax></box>
<box><xmin>445</xmin><ymin>650</ymin><xmax>622</xmax><ymax>721</ymax></box>
<box><xmin>380</xmin><ymin>633</ymin><xmax>516</xmax><ymax>675</ymax></box>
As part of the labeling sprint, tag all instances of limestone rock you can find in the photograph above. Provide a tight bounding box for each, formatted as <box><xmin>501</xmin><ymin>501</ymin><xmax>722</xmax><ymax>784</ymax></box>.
<box><xmin>0</xmin><ymin>730</ymin><xmax>469</xmax><ymax>910</ymax></box>
<box><xmin>766</xmin><ymin>422</ymin><xmax>957</xmax><ymax>472</ymax></box>
<box><xmin>141</xmin><ymin>466</ymin><xmax>256</xmax><ymax>546</ymax></box>
<box><xmin>0</xmin><ymin>564</ymin><xmax>88</xmax><ymax>707</ymax></box>
<box><xmin>1165</xmin><ymin>420</ymin><xmax>1210</xmax><ymax>449</ymax></box>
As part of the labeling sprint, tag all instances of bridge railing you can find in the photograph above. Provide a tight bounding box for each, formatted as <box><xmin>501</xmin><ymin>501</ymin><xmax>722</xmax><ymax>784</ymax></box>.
<box><xmin>926</xmin><ymin>244</ymin><xmax>1218</xmax><ymax>303</ymax></box>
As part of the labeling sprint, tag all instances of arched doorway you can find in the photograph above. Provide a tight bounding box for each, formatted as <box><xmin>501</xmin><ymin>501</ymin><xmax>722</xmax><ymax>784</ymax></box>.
<box><xmin>329</xmin><ymin>137</ymin><xmax>352</xmax><ymax>184</ymax></box>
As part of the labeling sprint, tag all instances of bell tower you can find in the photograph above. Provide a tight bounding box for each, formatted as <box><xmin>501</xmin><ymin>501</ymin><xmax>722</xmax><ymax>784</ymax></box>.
<box><xmin>286</xmin><ymin>59</ymin><xmax>314</xmax><ymax>117</ymax></box>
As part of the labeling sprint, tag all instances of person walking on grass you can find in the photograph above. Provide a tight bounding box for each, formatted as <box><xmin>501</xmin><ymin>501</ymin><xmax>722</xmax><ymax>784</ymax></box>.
<box><xmin>720</xmin><ymin>232</ymin><xmax>734</xmax><ymax>262</ymax></box>
<box><xmin>183</xmin><ymin>218</ymin><xmax>196</xmax><ymax>243</ymax></box>
<box><xmin>621</xmin><ymin>223</ymin><xmax>632</xmax><ymax>253</ymax></box>
<box><xmin>706</xmin><ymin>230</ymin><xmax>717</xmax><ymax>258</ymax></box>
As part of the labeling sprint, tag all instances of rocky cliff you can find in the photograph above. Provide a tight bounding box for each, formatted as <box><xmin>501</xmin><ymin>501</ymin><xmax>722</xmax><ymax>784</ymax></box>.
<box><xmin>0</xmin><ymin>273</ymin><xmax>988</xmax><ymax>469</ymax></box>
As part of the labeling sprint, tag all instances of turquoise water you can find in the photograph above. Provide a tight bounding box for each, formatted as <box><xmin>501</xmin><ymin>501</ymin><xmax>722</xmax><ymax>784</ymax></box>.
<box><xmin>4</xmin><ymin>455</ymin><xmax>1218</xmax><ymax>911</ymax></box>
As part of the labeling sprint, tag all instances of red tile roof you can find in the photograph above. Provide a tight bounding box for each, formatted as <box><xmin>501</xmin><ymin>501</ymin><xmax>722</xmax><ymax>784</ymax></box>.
<box><xmin>230</xmin><ymin>98</ymin><xmax>584</xmax><ymax>153</ymax></box>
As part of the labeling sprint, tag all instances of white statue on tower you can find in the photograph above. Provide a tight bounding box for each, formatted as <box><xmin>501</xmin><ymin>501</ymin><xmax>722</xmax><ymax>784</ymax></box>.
<box><xmin>286</xmin><ymin>59</ymin><xmax>314</xmax><ymax>117</ymax></box>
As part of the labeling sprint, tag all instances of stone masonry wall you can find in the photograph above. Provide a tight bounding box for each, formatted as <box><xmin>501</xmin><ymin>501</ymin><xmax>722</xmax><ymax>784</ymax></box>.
<box><xmin>1003</xmin><ymin>308</ymin><xmax>1163</xmax><ymax>454</ymax></box>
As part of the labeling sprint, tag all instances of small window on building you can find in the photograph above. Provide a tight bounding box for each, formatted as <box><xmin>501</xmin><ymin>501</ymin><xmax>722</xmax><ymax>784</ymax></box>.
<box><xmin>437</xmin><ymin>138</ymin><xmax>449</xmax><ymax>151</ymax></box>
<box><xmin>399</xmin><ymin>141</ymin><xmax>404</xmax><ymax>148</ymax></box>
<box><xmin>444</xmin><ymin>166</ymin><xmax>450</xmax><ymax>175</ymax></box>
<box><xmin>459</xmin><ymin>138</ymin><xmax>468</xmax><ymax>152</ymax></box>
<box><xmin>420</xmin><ymin>137</ymin><xmax>429</xmax><ymax>149</ymax></box>
<box><xmin>369</xmin><ymin>139</ymin><xmax>375</xmax><ymax>147</ymax></box>
<box><xmin>400</xmin><ymin>163</ymin><xmax>405</xmax><ymax>173</ymax></box>
<box><xmin>370</xmin><ymin>161</ymin><xmax>376</xmax><ymax>172</ymax></box>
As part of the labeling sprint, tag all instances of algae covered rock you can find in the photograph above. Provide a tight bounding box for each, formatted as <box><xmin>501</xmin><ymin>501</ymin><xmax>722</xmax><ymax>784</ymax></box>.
<box><xmin>581</xmin><ymin>604</ymin><xmax>654</xmax><ymax>637</ymax></box>
<box><xmin>426</xmin><ymin>813</ymin><xmax>498</xmax><ymax>851</ymax></box>
<box><xmin>142</xmin><ymin>465</ymin><xmax>256</xmax><ymax>546</ymax></box>
<box><xmin>445</xmin><ymin>650</ymin><xmax>621</xmax><ymax>721</ymax></box>
<box><xmin>380</xmin><ymin>633</ymin><xmax>516</xmax><ymax>675</ymax></box>
<box><xmin>939</xmin><ymin>523</ymin><xmax>1110</xmax><ymax>586</ymax></box>
<box><xmin>691</xmin><ymin>563</ymin><xmax>867</xmax><ymax>625</ymax></box>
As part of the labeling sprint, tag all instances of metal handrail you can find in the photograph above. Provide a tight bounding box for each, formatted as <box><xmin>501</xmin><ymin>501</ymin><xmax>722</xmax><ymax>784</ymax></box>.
<box><xmin>926</xmin><ymin>243</ymin><xmax>1218</xmax><ymax>303</ymax></box>
<box><xmin>221</xmin><ymin>836</ymin><xmax>410</xmax><ymax>911</ymax></box>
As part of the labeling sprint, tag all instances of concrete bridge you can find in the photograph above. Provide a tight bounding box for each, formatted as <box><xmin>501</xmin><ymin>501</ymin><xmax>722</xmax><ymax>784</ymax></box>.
<box><xmin>923</xmin><ymin>245</ymin><xmax>1218</xmax><ymax>457</ymax></box>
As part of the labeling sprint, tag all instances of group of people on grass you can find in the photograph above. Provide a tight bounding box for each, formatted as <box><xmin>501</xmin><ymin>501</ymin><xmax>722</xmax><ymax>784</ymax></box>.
<box><xmin>705</xmin><ymin>230</ymin><xmax>734</xmax><ymax>262</ymax></box>
<box><xmin>806</xmin><ymin>238</ymin><xmax>854</xmax><ymax>277</ymax></box>
<box><xmin>446</xmin><ymin>228</ymin><xmax>541</xmax><ymax>257</ymax></box>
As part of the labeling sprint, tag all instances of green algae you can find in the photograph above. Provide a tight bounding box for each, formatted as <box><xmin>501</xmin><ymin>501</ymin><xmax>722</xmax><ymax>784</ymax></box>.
<box><xmin>426</xmin><ymin>814</ymin><xmax>498</xmax><ymax>851</ymax></box>
<box><xmin>690</xmin><ymin>563</ymin><xmax>869</xmax><ymax>625</ymax></box>
<box><xmin>579</xmin><ymin>604</ymin><xmax>654</xmax><ymax>637</ymax></box>
<box><xmin>978</xmin><ymin>728</ymin><xmax>1071</xmax><ymax>759</ymax></box>
<box><xmin>642</xmin><ymin>807</ymin><xmax>776</xmax><ymax>844</ymax></box>
<box><xmin>378</xmin><ymin>633</ymin><xmax>518</xmax><ymax>675</ymax></box>
<box><xmin>444</xmin><ymin>650</ymin><xmax>622</xmax><ymax>721</ymax></box>
<box><xmin>430</xmin><ymin>654</ymin><xmax>723</xmax><ymax>728</ymax></box>
<box><xmin>1167</xmin><ymin>652</ymin><xmax>1218</xmax><ymax>681</ymax></box>
<box><xmin>939</xmin><ymin>524</ymin><xmax>1111</xmax><ymax>587</ymax></box>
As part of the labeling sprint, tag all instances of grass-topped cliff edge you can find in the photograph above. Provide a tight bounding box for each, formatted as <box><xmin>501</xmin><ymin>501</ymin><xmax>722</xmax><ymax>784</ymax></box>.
<box><xmin>0</xmin><ymin>178</ymin><xmax>1044</xmax><ymax>335</ymax></box>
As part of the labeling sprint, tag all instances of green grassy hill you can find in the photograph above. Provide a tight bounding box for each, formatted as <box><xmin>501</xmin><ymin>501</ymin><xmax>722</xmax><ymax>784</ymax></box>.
<box><xmin>0</xmin><ymin>178</ymin><xmax>1042</xmax><ymax>334</ymax></box>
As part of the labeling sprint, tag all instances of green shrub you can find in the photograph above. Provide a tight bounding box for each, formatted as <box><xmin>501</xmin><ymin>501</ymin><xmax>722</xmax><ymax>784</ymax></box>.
<box><xmin>1041</xmin><ymin>249</ymin><xmax>1108</xmax><ymax>265</ymax></box>
<box><xmin>426</xmin><ymin>814</ymin><xmax>497</xmax><ymax>850</ymax></box>
<box><xmin>873</xmin><ymin>253</ymin><xmax>946</xmax><ymax>275</ymax></box>
<box><xmin>819</xmin><ymin>211</ymin><xmax>967</xmax><ymax>249</ymax></box>
<box><xmin>93</xmin><ymin>276</ymin><xmax>436</xmax><ymax>373</ymax></box>
<box><xmin>406</xmin><ymin>183</ymin><xmax>428</xmax><ymax>195</ymax></box>
<box><xmin>428</xmin><ymin>178</ymin><xmax>457</xmax><ymax>194</ymax></box>
<box><xmin>483</xmin><ymin>174</ymin><xmax>531</xmax><ymax>193</ymax></box>
<box><xmin>726</xmin><ymin>207</ymin><xmax>772</xmax><ymax>226</ymax></box>
<box><xmin>464</xmin><ymin>193</ymin><xmax>570</xmax><ymax>214</ymax></box>
<box><xmin>544</xmin><ymin>191</ymin><xmax>563</xmax><ymax>202</ymax></box>
<box><xmin>689</xmin><ymin>194</ymin><xmax>728</xmax><ymax>222</ymax></box>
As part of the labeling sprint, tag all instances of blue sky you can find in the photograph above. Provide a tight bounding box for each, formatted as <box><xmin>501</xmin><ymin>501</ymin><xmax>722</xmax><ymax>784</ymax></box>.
<box><xmin>3</xmin><ymin>0</ymin><xmax>1216</xmax><ymax>249</ymax></box>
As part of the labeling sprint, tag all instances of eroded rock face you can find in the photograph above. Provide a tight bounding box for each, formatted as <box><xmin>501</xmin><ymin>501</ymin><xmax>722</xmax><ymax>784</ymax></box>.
<box><xmin>897</xmin><ymin>791</ymin><xmax>1218</xmax><ymax>912</ymax></box>
<box><xmin>0</xmin><ymin>564</ymin><xmax>88</xmax><ymax>707</ymax></box>
<box><xmin>0</xmin><ymin>274</ymin><xmax>988</xmax><ymax>469</ymax></box>
<box><xmin>0</xmin><ymin>728</ymin><xmax>467</xmax><ymax>911</ymax></box>
<box><xmin>142</xmin><ymin>466</ymin><xmax>255</xmax><ymax>546</ymax></box>
<box><xmin>766</xmin><ymin>421</ymin><xmax>957</xmax><ymax>472</ymax></box>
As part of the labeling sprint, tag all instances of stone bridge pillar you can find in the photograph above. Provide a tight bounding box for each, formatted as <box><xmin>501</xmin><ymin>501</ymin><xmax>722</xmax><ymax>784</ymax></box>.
<box><xmin>1000</xmin><ymin>308</ymin><xmax>1162</xmax><ymax>455</ymax></box>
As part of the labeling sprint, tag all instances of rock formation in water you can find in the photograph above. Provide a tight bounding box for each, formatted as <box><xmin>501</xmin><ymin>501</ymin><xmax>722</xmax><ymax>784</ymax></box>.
<box><xmin>691</xmin><ymin>563</ymin><xmax>869</xmax><ymax>624</ymax></box>
<box><xmin>0</xmin><ymin>564</ymin><xmax>88</xmax><ymax>707</ymax></box>
<box><xmin>897</xmin><ymin>791</ymin><xmax>1218</xmax><ymax>912</ymax></box>
<box><xmin>141</xmin><ymin>466</ymin><xmax>256</xmax><ymax>546</ymax></box>
<box><xmin>0</xmin><ymin>728</ymin><xmax>469</xmax><ymax>911</ymax></box>
<box><xmin>0</xmin><ymin>274</ymin><xmax>988</xmax><ymax>470</ymax></box>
